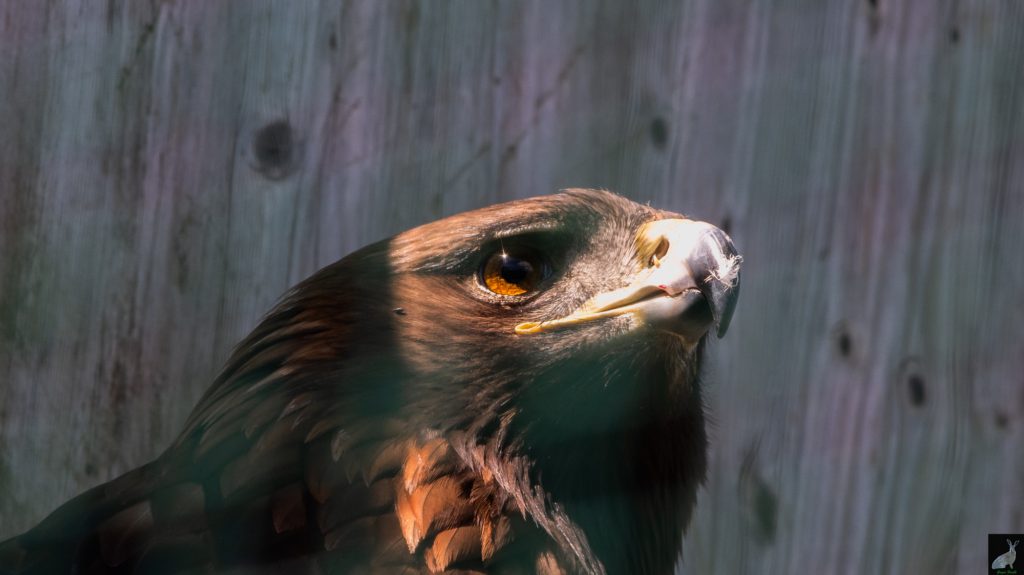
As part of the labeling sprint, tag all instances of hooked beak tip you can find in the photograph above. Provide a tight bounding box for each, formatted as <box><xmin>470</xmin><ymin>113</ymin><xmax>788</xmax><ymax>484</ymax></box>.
<box><xmin>692</xmin><ymin>229</ymin><xmax>741</xmax><ymax>338</ymax></box>
<box><xmin>514</xmin><ymin>218</ymin><xmax>741</xmax><ymax>341</ymax></box>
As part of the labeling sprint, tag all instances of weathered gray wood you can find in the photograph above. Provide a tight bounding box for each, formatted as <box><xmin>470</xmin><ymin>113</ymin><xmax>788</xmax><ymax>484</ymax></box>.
<box><xmin>1</xmin><ymin>1</ymin><xmax>1022</xmax><ymax>573</ymax></box>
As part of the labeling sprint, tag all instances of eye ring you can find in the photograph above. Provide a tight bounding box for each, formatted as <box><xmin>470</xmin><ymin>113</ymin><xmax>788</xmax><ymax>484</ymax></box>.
<box><xmin>478</xmin><ymin>248</ymin><xmax>549</xmax><ymax>296</ymax></box>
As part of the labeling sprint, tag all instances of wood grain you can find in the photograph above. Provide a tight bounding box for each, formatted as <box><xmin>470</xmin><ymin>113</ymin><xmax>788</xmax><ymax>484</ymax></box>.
<box><xmin>1</xmin><ymin>1</ymin><xmax>1022</xmax><ymax>573</ymax></box>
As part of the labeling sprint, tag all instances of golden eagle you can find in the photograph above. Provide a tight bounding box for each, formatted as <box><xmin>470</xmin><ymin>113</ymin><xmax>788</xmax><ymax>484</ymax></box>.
<box><xmin>0</xmin><ymin>189</ymin><xmax>740</xmax><ymax>575</ymax></box>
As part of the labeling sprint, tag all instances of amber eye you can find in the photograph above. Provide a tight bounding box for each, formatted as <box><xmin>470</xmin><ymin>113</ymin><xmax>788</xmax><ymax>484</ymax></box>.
<box><xmin>479</xmin><ymin>249</ymin><xmax>546</xmax><ymax>296</ymax></box>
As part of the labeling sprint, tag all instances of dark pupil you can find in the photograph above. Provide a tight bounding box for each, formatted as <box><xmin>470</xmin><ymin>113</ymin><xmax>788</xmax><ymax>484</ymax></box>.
<box><xmin>500</xmin><ymin>257</ymin><xmax>532</xmax><ymax>284</ymax></box>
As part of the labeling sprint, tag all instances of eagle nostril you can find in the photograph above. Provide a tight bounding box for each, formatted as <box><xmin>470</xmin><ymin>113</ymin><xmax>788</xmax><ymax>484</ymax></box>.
<box><xmin>649</xmin><ymin>239</ymin><xmax>670</xmax><ymax>267</ymax></box>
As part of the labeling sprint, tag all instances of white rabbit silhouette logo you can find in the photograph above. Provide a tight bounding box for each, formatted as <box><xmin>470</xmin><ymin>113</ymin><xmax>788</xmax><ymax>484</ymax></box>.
<box><xmin>993</xmin><ymin>539</ymin><xmax>1018</xmax><ymax>570</ymax></box>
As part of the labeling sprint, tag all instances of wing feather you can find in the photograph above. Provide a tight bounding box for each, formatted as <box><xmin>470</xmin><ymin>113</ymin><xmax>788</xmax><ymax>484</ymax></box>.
<box><xmin>97</xmin><ymin>500</ymin><xmax>153</xmax><ymax>567</ymax></box>
<box><xmin>271</xmin><ymin>482</ymin><xmax>307</xmax><ymax>534</ymax></box>
<box><xmin>425</xmin><ymin>526</ymin><xmax>481</xmax><ymax>572</ymax></box>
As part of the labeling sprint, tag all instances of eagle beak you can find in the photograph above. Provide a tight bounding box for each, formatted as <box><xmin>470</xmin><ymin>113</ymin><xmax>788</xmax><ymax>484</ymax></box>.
<box><xmin>515</xmin><ymin>218</ymin><xmax>741</xmax><ymax>343</ymax></box>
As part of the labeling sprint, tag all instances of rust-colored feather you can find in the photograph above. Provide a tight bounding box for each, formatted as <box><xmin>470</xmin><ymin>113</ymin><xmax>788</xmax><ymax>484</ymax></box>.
<box><xmin>411</xmin><ymin>476</ymin><xmax>464</xmax><ymax>531</ymax></box>
<box><xmin>536</xmin><ymin>550</ymin><xmax>567</xmax><ymax>575</ymax></box>
<box><xmin>150</xmin><ymin>482</ymin><xmax>207</xmax><ymax>530</ymax></box>
<box><xmin>425</xmin><ymin>526</ymin><xmax>481</xmax><ymax>572</ymax></box>
<box><xmin>251</xmin><ymin>413</ymin><xmax>303</xmax><ymax>456</ymax></box>
<box><xmin>279</xmin><ymin>391</ymin><xmax>318</xmax><ymax>419</ymax></box>
<box><xmin>97</xmin><ymin>500</ymin><xmax>154</xmax><ymax>567</ymax></box>
<box><xmin>231</xmin><ymin>339</ymin><xmax>302</xmax><ymax>383</ymax></box>
<box><xmin>332</xmin><ymin>428</ymin><xmax>353</xmax><ymax>462</ymax></box>
<box><xmin>195</xmin><ymin>413</ymin><xmax>248</xmax><ymax>459</ymax></box>
<box><xmin>304</xmin><ymin>442</ymin><xmax>332</xmax><ymax>504</ymax></box>
<box><xmin>368</xmin><ymin>513</ymin><xmax>416</xmax><ymax>568</ymax></box>
<box><xmin>343</xmin><ymin>449</ymin><xmax>364</xmax><ymax>483</ymax></box>
<box><xmin>343</xmin><ymin>417</ymin><xmax>409</xmax><ymax>446</ymax></box>
<box><xmin>197</xmin><ymin>390</ymin><xmax>262</xmax><ymax>430</ymax></box>
<box><xmin>325</xmin><ymin>515</ymin><xmax>375</xmax><ymax>552</ymax></box>
<box><xmin>402</xmin><ymin>437</ymin><xmax>459</xmax><ymax>492</ymax></box>
<box><xmin>304</xmin><ymin>440</ymin><xmax>348</xmax><ymax>504</ymax></box>
<box><xmin>304</xmin><ymin>416</ymin><xmax>341</xmax><ymax>443</ymax></box>
<box><xmin>397</xmin><ymin>475</ymin><xmax>466</xmax><ymax>552</ymax></box>
<box><xmin>317</xmin><ymin>480</ymin><xmax>395</xmax><ymax>534</ymax></box>
<box><xmin>271</xmin><ymin>482</ymin><xmax>306</xmax><ymax>533</ymax></box>
<box><xmin>323</xmin><ymin>512</ymin><xmax>406</xmax><ymax>558</ymax></box>
<box><xmin>219</xmin><ymin>456</ymin><xmax>250</xmax><ymax>499</ymax></box>
<box><xmin>396</xmin><ymin>484</ymin><xmax>420</xmax><ymax>552</ymax></box>
<box><xmin>363</xmin><ymin>439</ymin><xmax>412</xmax><ymax>485</ymax></box>
<box><xmin>242</xmin><ymin>365</ymin><xmax>296</xmax><ymax>395</ymax></box>
<box><xmin>241</xmin><ymin>395</ymin><xmax>290</xmax><ymax>440</ymax></box>
<box><xmin>220</xmin><ymin>449</ymin><xmax>300</xmax><ymax>499</ymax></box>
<box><xmin>480</xmin><ymin>515</ymin><xmax>512</xmax><ymax>560</ymax></box>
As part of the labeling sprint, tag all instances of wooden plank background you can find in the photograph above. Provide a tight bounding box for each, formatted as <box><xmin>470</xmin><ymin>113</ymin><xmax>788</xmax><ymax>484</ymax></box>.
<box><xmin>1</xmin><ymin>1</ymin><xmax>1022</xmax><ymax>573</ymax></box>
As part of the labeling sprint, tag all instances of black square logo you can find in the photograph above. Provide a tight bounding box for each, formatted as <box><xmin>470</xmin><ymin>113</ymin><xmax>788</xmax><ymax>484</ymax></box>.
<box><xmin>990</xmin><ymin>534</ymin><xmax>1021</xmax><ymax>574</ymax></box>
